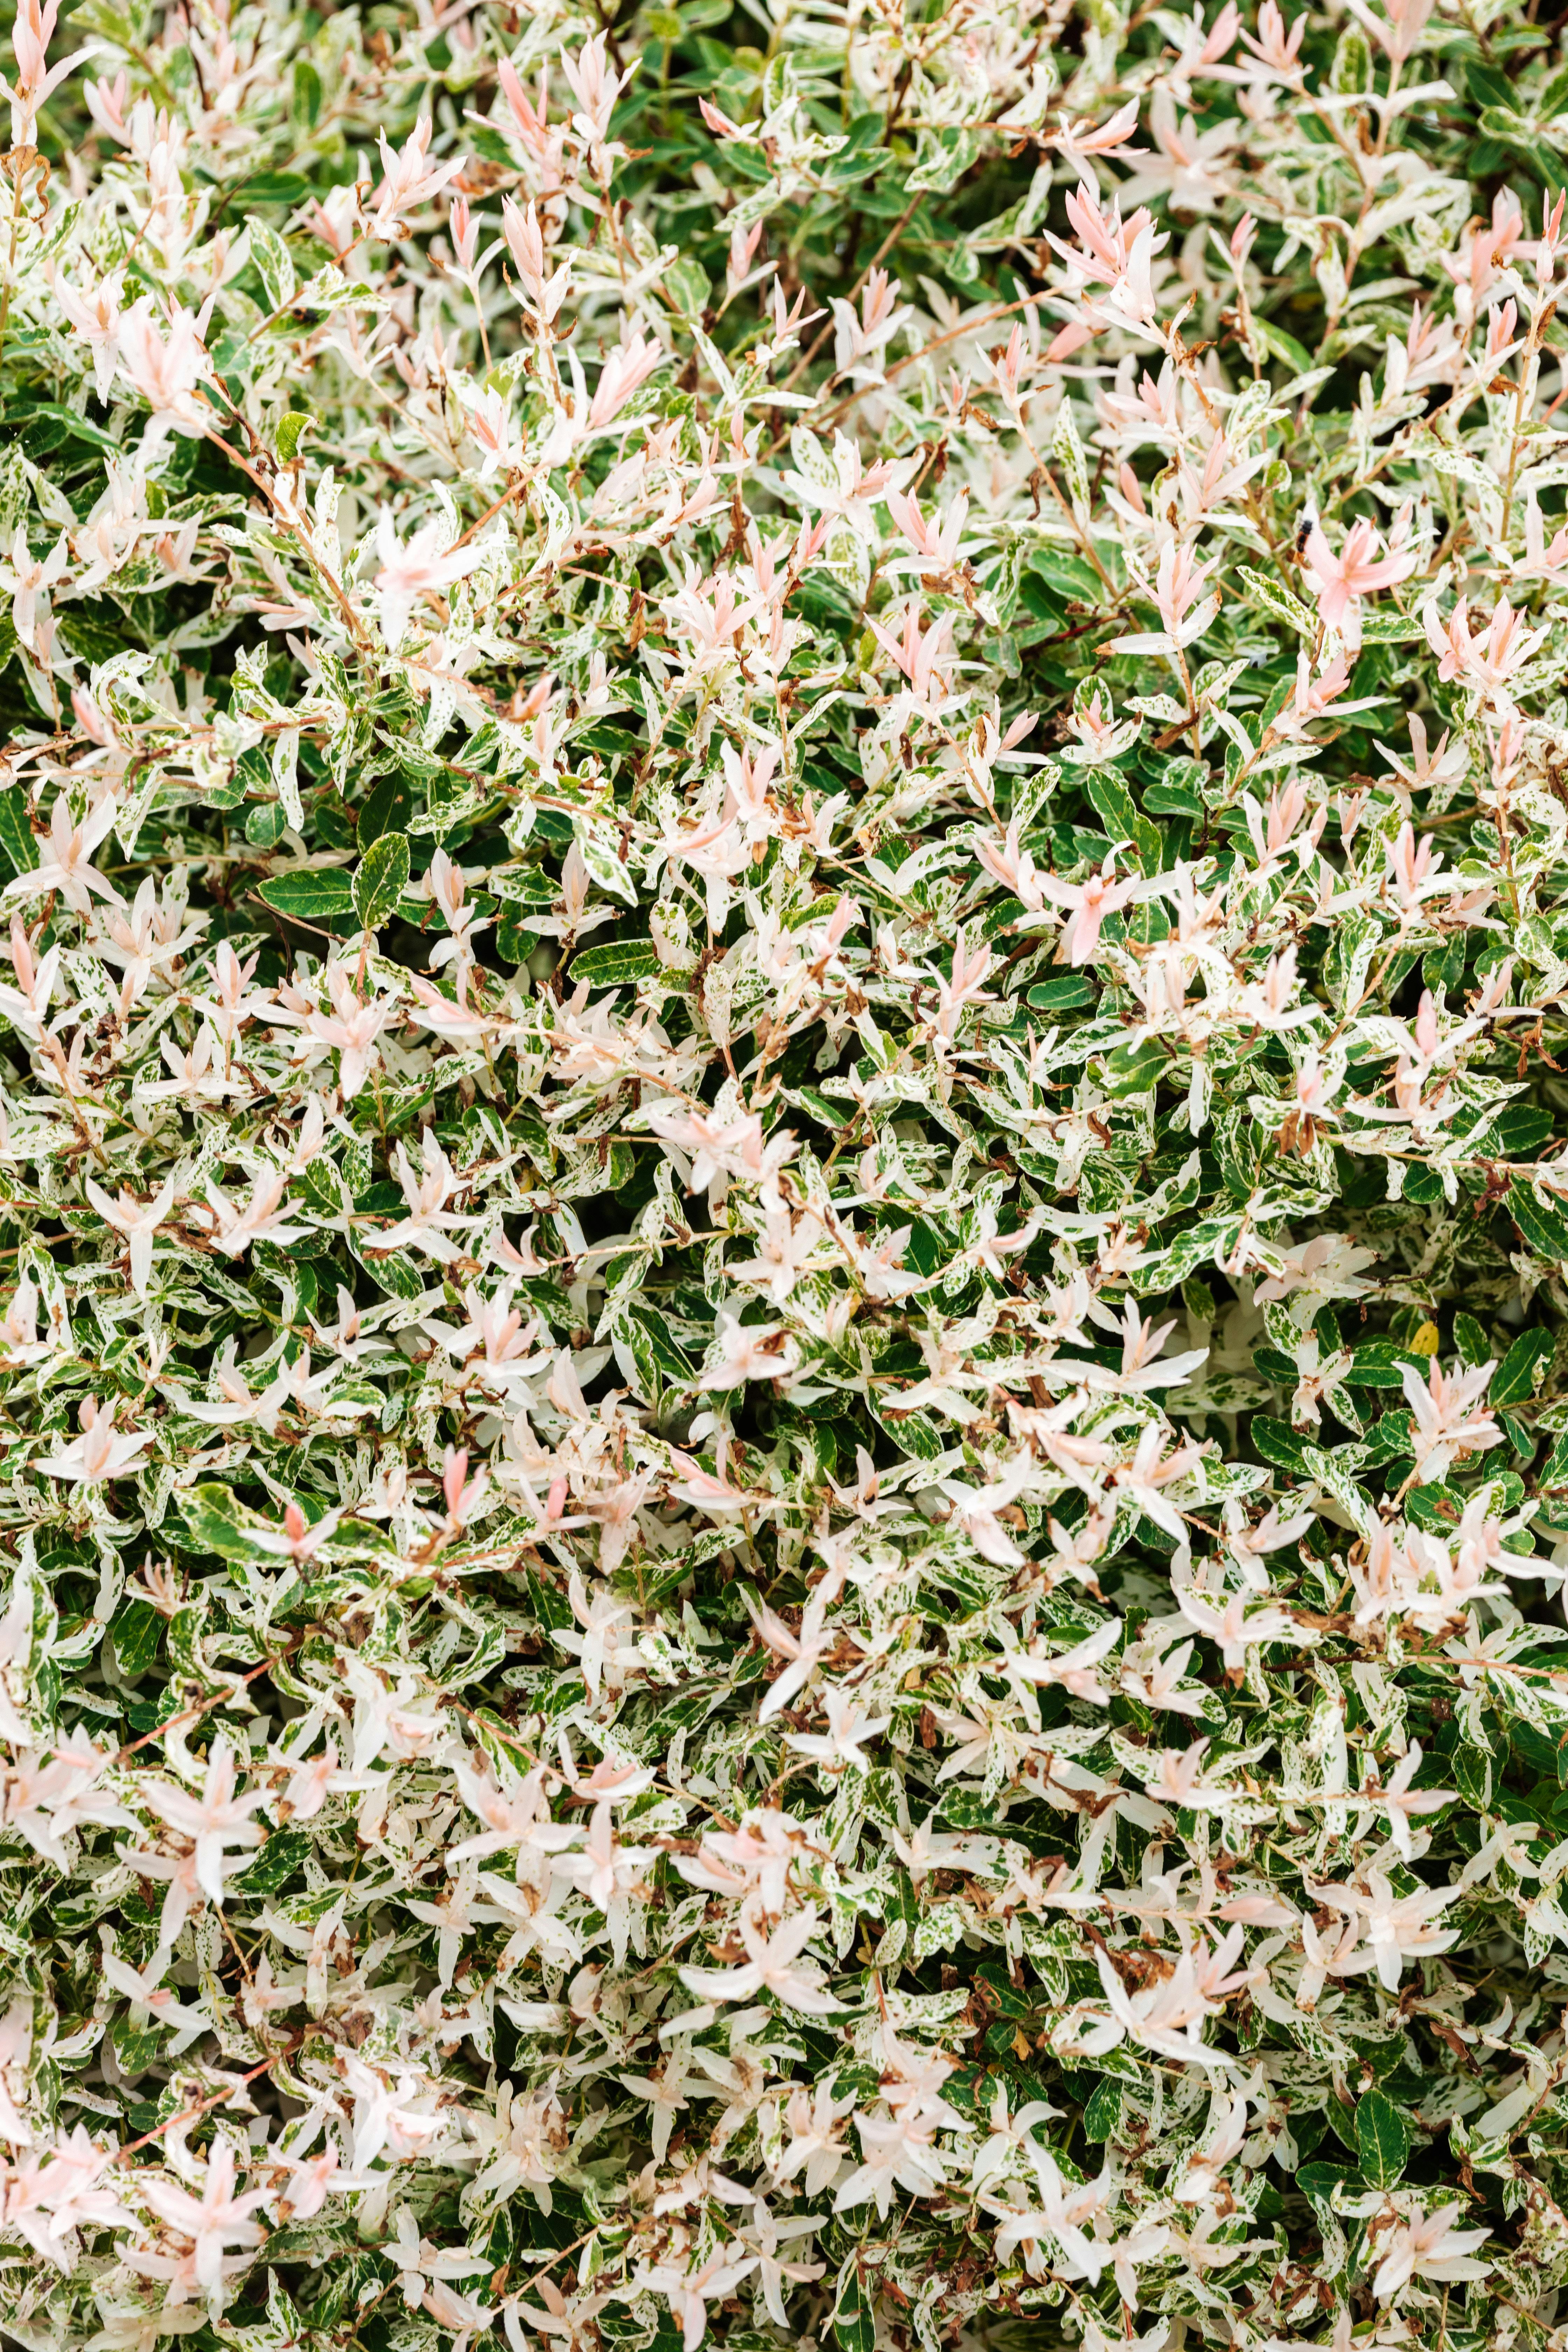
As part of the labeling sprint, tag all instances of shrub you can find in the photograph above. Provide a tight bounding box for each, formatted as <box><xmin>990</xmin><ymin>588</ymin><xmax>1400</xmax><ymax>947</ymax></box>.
<box><xmin>1</xmin><ymin>0</ymin><xmax>1567</xmax><ymax>2348</ymax></box>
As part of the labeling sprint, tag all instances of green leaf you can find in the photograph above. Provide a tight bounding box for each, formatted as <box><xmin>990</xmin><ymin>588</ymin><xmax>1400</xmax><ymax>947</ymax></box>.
<box><xmin>611</xmin><ymin>1310</ymin><xmax>668</xmax><ymax>1406</ymax></box>
<box><xmin>202</xmin><ymin>747</ymin><xmax>254</xmax><ymax>812</ymax></box>
<box><xmin>352</xmin><ymin>1234</ymin><xmax>428</xmax><ymax>1301</ymax></box>
<box><xmin>1363</xmin><ymin>1408</ymin><xmax>1415</xmax><ymax>1467</ymax></box>
<box><xmin>236</xmin><ymin>1828</ymin><xmax>312</xmax><ymax>1895</ymax></box>
<box><xmin>110</xmin><ymin>1596</ymin><xmax>162</xmax><ymax>1679</ymax></box>
<box><xmin>1051</xmin><ymin>400</ymin><xmax>1090</xmax><ymax>515</ymax></box>
<box><xmin>245</xmin><ymin>802</ymin><xmax>290</xmax><ymax>850</ymax></box>
<box><xmin>1237</xmin><ymin>565</ymin><xmax>1316</xmax><ymax>634</ymax></box>
<box><xmin>275</xmin><ymin>410</ymin><xmax>312</xmax><ymax>463</ymax></box>
<box><xmin>1253</xmin><ymin>316</ymin><xmax>1314</xmax><ymax>376</ymax></box>
<box><xmin>1454</xmin><ymin>1311</ymin><xmax>1490</xmax><ymax>1368</ymax></box>
<box><xmin>1469</xmin><ymin>60</ymin><xmax>1519</xmax><ymax>111</ymax></box>
<box><xmin>1490</xmin><ymin>1327</ymin><xmax>1554</xmax><ymax>1408</ymax></box>
<box><xmin>526</xmin><ymin>1569</ymin><xmax>574</xmax><ymax>1632</ymax></box>
<box><xmin>0</xmin><ymin>788</ymin><xmax>36</xmax><ymax>880</ymax></box>
<box><xmin>623</xmin><ymin>1302</ymin><xmax>693</xmax><ymax>1382</ymax></box>
<box><xmin>496</xmin><ymin>908</ymin><xmax>540</xmax><ymax>965</ymax></box>
<box><xmin>1251</xmin><ymin>1414</ymin><xmax>1309</xmax><ymax>1473</ymax></box>
<box><xmin>1343</xmin><ymin>1338</ymin><xmax>1426</xmax><ymax>1387</ymax></box>
<box><xmin>903</xmin><ymin>124</ymin><xmax>979</xmax><ymax>193</ymax></box>
<box><xmin>872</xmin><ymin>1402</ymin><xmax>945</xmax><ymax>1460</ymax></box>
<box><xmin>251</xmin><ymin>220</ymin><xmax>296</xmax><ymax>310</ymax></box>
<box><xmin>292</xmin><ymin>56</ymin><xmax>322</xmax><ymax>126</ymax></box>
<box><xmin>574</xmin><ymin>722</ymin><xmax>645</xmax><ymax>761</ymax></box>
<box><xmin>241</xmin><ymin>174</ymin><xmax>310</xmax><ymax>205</ymax></box>
<box><xmin>178</xmin><ymin>1484</ymin><xmax>281</xmax><ymax>1564</ymax></box>
<box><xmin>1406</xmin><ymin>1481</ymin><xmax>1464</xmax><ymax>1536</ymax></box>
<box><xmin>1083</xmin><ymin>2077</ymin><xmax>1123</xmax><ymax>2140</ymax></box>
<box><xmin>1330</xmin><ymin>25</ymin><xmax>1373</xmax><ymax>91</ymax></box>
<box><xmin>353</xmin><ymin>830</ymin><xmax>411</xmax><ymax>932</ymax></box>
<box><xmin>1083</xmin><ymin>768</ymin><xmax>1161</xmax><ymax>877</ymax></box>
<box><xmin>1027</xmin><ymin>975</ymin><xmax>1096</xmax><ymax>1010</ymax></box>
<box><xmin>1509</xmin><ymin>1180</ymin><xmax>1568</xmax><ymax>1264</ymax></box>
<box><xmin>1354</xmin><ymin>2088</ymin><xmax>1410</xmax><ymax>2188</ymax></box>
<box><xmin>664</xmin><ymin>255</ymin><xmax>711</xmax><ymax>321</ymax></box>
<box><xmin>1144</xmin><ymin>778</ymin><xmax>1203</xmax><ymax>817</ymax></box>
<box><xmin>111</xmin><ymin>2012</ymin><xmax>164</xmax><ymax>2076</ymax></box>
<box><xmin>1296</xmin><ymin>2160</ymin><xmax>1355</xmax><ymax>2222</ymax></box>
<box><xmin>570</xmin><ymin>938</ymin><xmax>661</xmax><ymax>988</ymax></box>
<box><xmin>297</xmin><ymin>1156</ymin><xmax>348</xmax><ymax>1217</ymax></box>
<box><xmin>1495</xmin><ymin>1103</ymin><xmax>1554</xmax><ymax>1157</ymax></box>
<box><xmin>1454</xmin><ymin>1741</ymin><xmax>1492</xmax><ymax>1809</ymax></box>
<box><xmin>833</xmin><ymin>2258</ymin><xmax>876</xmax><ymax>2352</ymax></box>
<box><xmin>357</xmin><ymin>772</ymin><xmax>415</xmax><ymax>849</ymax></box>
<box><xmin>3</xmin><ymin>398</ymin><xmax>120</xmax><ymax>453</ymax></box>
<box><xmin>1542</xmin><ymin>1429</ymin><xmax>1568</xmax><ymax>1493</ymax></box>
<box><xmin>257</xmin><ymin>870</ymin><xmax>355</xmax><ymax>921</ymax></box>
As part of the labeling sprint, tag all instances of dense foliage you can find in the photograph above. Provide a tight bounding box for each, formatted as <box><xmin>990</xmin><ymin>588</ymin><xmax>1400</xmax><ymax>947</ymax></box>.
<box><xmin>7</xmin><ymin>0</ymin><xmax>1568</xmax><ymax>2349</ymax></box>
